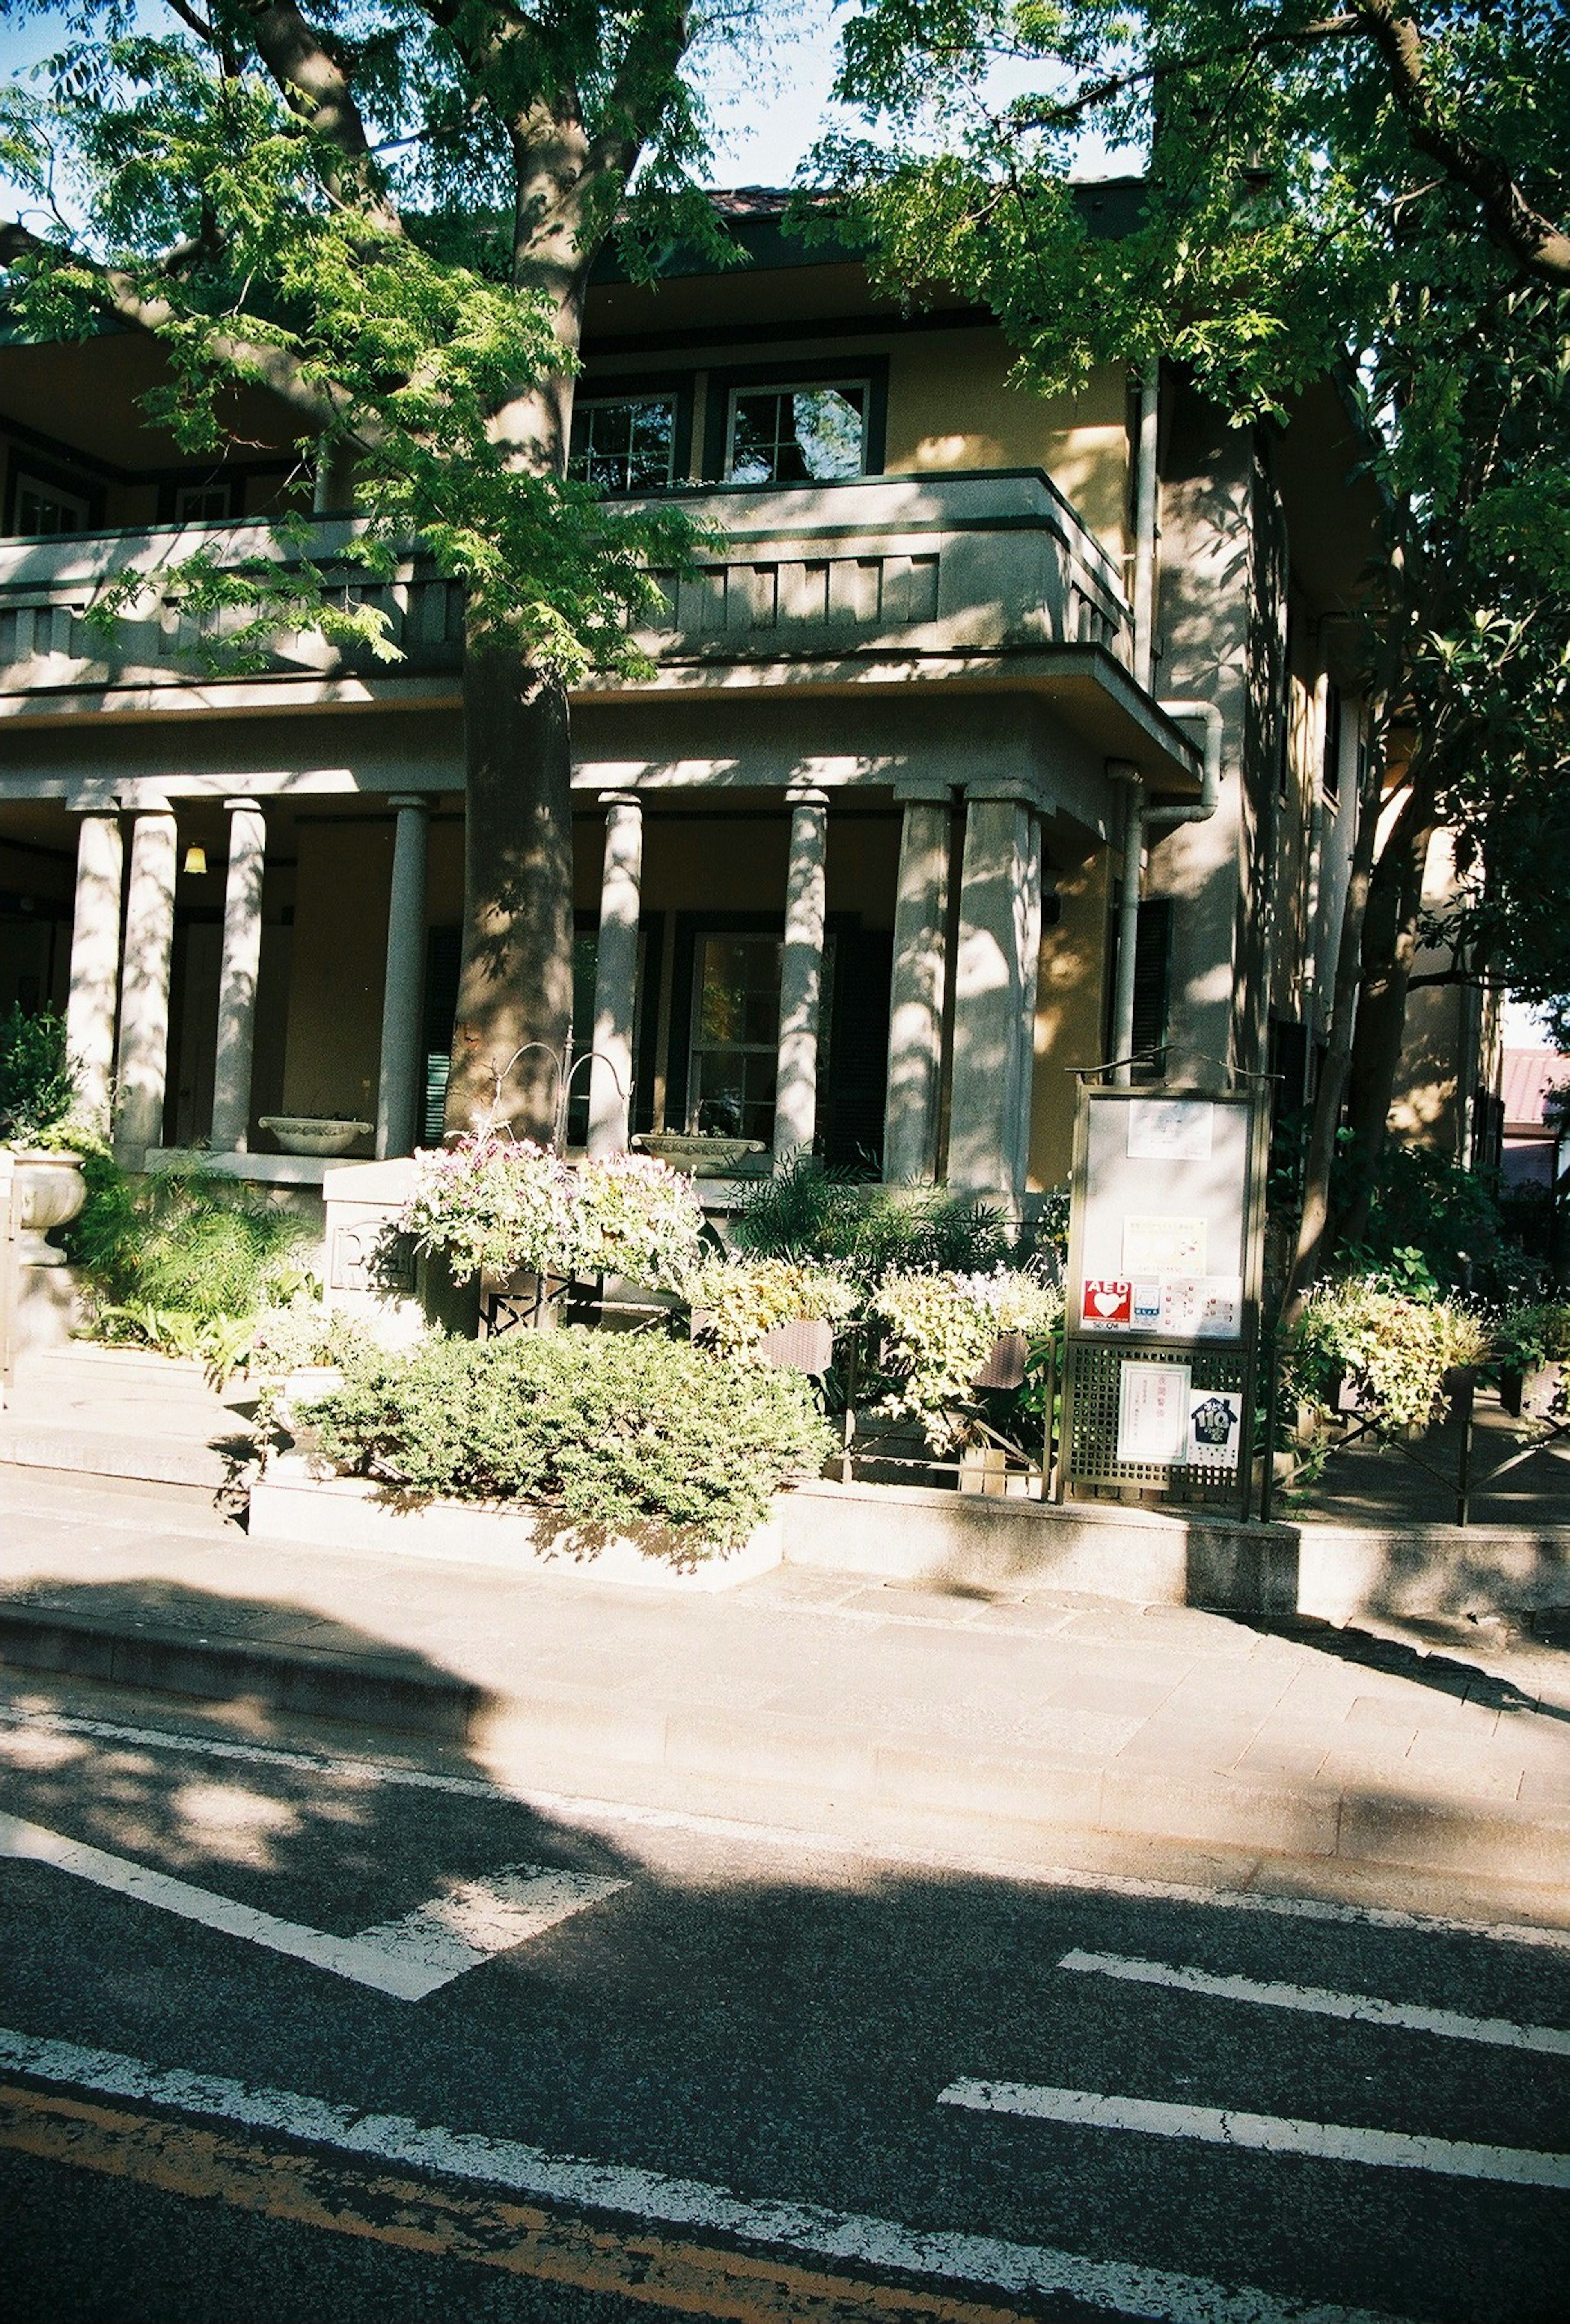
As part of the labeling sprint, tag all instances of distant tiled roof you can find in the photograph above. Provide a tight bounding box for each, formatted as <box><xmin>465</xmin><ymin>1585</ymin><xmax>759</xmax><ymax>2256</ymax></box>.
<box><xmin>1502</xmin><ymin>1048</ymin><xmax>1570</xmax><ymax>1130</ymax></box>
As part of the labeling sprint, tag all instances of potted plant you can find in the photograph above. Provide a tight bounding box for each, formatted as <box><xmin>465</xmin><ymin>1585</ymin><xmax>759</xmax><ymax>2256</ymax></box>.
<box><xmin>0</xmin><ymin>1004</ymin><xmax>88</xmax><ymax>1263</ymax></box>
<box><xmin>1494</xmin><ymin>1302</ymin><xmax>1570</xmax><ymax>1421</ymax></box>
<box><xmin>685</xmin><ymin>1255</ymin><xmax>859</xmax><ymax>1372</ymax></box>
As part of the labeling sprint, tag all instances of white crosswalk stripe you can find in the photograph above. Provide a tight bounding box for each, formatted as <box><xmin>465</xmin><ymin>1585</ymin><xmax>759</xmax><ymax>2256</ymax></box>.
<box><xmin>939</xmin><ymin>2078</ymin><xmax>1570</xmax><ymax>2189</ymax></box>
<box><xmin>1059</xmin><ymin>1947</ymin><xmax>1570</xmax><ymax>2056</ymax></box>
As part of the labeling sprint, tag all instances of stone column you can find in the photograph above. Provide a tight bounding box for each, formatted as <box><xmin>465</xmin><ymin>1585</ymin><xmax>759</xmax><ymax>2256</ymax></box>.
<box><xmin>588</xmin><ymin>791</ymin><xmax>643</xmax><ymax>1159</ymax></box>
<box><xmin>208</xmin><ymin>799</ymin><xmax>267</xmax><ymax>1153</ymax></box>
<box><xmin>375</xmin><ymin>795</ymin><xmax>431</xmax><ymax>1160</ymax></box>
<box><xmin>946</xmin><ymin>791</ymin><xmax>1043</xmax><ymax>1202</ymax></box>
<box><xmin>774</xmin><ymin>787</ymin><xmax>829</xmax><ymax>1163</ymax></box>
<box><xmin>113</xmin><ymin>802</ymin><xmax>179</xmax><ymax>1163</ymax></box>
<box><xmin>883</xmin><ymin>787</ymin><xmax>951</xmax><ymax>1183</ymax></box>
<box><xmin>64</xmin><ymin>811</ymin><xmax>124</xmax><ymax>1136</ymax></box>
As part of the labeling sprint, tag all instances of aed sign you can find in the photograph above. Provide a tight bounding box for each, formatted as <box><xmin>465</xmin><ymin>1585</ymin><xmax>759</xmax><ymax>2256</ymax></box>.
<box><xmin>1082</xmin><ymin>1279</ymin><xmax>1133</xmax><ymax>1329</ymax></box>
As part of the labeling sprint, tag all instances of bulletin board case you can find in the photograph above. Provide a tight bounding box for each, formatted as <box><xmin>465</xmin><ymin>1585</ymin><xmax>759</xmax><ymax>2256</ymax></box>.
<box><xmin>1058</xmin><ymin>1086</ymin><xmax>1270</xmax><ymax>1514</ymax></box>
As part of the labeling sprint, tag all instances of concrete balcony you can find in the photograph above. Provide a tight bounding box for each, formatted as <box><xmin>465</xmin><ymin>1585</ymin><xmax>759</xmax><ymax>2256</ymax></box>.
<box><xmin>623</xmin><ymin>469</ymin><xmax>1134</xmax><ymax>679</ymax></box>
<box><xmin>0</xmin><ymin>518</ymin><xmax>463</xmax><ymax>723</ymax></box>
<box><xmin>0</xmin><ymin>471</ymin><xmax>1152</xmax><ymax>740</ymax></box>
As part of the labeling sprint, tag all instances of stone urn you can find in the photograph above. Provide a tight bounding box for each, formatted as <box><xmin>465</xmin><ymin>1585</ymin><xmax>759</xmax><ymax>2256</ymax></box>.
<box><xmin>9</xmin><ymin>1148</ymin><xmax>86</xmax><ymax>1266</ymax></box>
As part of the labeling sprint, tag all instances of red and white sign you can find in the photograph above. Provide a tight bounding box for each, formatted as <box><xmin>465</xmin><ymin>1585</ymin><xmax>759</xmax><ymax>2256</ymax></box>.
<box><xmin>1082</xmin><ymin>1279</ymin><xmax>1133</xmax><ymax>1328</ymax></box>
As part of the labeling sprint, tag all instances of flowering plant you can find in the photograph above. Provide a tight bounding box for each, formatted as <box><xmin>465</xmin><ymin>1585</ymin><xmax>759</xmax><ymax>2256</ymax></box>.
<box><xmin>871</xmin><ymin>1266</ymin><xmax>1064</xmax><ymax>1450</ymax></box>
<box><xmin>1284</xmin><ymin>1278</ymin><xmax>1492</xmax><ymax>1432</ymax></box>
<box><xmin>684</xmin><ymin>1255</ymin><xmax>860</xmax><ymax>1361</ymax></box>
<box><xmin>403</xmin><ymin>1137</ymin><xmax>703</xmax><ymax>1291</ymax></box>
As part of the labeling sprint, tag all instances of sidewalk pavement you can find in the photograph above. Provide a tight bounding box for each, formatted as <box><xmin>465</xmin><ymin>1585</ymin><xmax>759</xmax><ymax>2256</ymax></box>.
<box><xmin>4</xmin><ymin>1460</ymin><xmax>1569</xmax><ymax>1935</ymax></box>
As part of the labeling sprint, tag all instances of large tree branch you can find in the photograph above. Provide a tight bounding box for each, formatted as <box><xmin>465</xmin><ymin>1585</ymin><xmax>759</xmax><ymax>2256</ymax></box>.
<box><xmin>238</xmin><ymin>0</ymin><xmax>404</xmax><ymax>236</ymax></box>
<box><xmin>0</xmin><ymin>216</ymin><xmax>375</xmax><ymax>441</ymax></box>
<box><xmin>1011</xmin><ymin>16</ymin><xmax>1358</xmax><ymax>134</ymax></box>
<box><xmin>1352</xmin><ymin>0</ymin><xmax>1570</xmax><ymax>287</ymax></box>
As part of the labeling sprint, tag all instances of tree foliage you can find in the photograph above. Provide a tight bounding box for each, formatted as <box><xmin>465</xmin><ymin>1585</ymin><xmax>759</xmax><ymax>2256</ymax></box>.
<box><xmin>0</xmin><ymin>0</ymin><xmax>740</xmax><ymax>674</ymax></box>
<box><xmin>814</xmin><ymin>0</ymin><xmax>1570</xmax><ymax>1279</ymax></box>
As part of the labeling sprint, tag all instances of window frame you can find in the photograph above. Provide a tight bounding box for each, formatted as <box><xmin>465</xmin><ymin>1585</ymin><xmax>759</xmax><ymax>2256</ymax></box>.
<box><xmin>567</xmin><ymin>374</ymin><xmax>694</xmax><ymax>495</ymax></box>
<box><xmin>702</xmin><ymin>356</ymin><xmax>889</xmax><ymax>484</ymax></box>
<box><xmin>7</xmin><ymin>455</ymin><xmax>103</xmax><ymax>537</ymax></box>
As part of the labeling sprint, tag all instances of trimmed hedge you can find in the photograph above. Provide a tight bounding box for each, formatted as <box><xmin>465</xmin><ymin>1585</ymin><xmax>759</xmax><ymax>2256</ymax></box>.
<box><xmin>305</xmin><ymin>1329</ymin><xmax>834</xmax><ymax>1558</ymax></box>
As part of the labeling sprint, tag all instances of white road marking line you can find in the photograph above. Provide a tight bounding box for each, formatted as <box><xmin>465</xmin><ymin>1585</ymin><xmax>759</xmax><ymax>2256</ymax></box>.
<box><xmin>0</xmin><ymin>2030</ymin><xmax>1422</xmax><ymax>2324</ymax></box>
<box><xmin>5</xmin><ymin>1702</ymin><xmax>1568</xmax><ymax>1956</ymax></box>
<box><xmin>0</xmin><ymin>1813</ymin><xmax>623</xmax><ymax>2001</ymax></box>
<box><xmin>1058</xmin><ymin>1949</ymin><xmax>1570</xmax><ymax>2057</ymax></box>
<box><xmin>938</xmin><ymin>2079</ymin><xmax>1570</xmax><ymax>2190</ymax></box>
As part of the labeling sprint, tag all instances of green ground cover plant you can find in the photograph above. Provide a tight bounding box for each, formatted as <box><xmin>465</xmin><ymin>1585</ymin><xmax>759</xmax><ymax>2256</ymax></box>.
<box><xmin>305</xmin><ymin>1330</ymin><xmax>834</xmax><ymax>1558</ymax></box>
<box><xmin>67</xmin><ymin>1156</ymin><xmax>312</xmax><ymax>1364</ymax></box>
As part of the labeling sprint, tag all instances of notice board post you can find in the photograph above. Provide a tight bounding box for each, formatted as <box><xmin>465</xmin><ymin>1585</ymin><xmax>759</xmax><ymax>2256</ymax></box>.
<box><xmin>1059</xmin><ymin>1085</ymin><xmax>1269</xmax><ymax>1518</ymax></box>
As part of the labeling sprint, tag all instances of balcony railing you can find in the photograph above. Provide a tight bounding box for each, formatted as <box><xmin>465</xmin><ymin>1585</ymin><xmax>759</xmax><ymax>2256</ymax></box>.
<box><xmin>0</xmin><ymin>469</ymin><xmax>1132</xmax><ymax>713</ymax></box>
<box><xmin>629</xmin><ymin>471</ymin><xmax>1132</xmax><ymax>672</ymax></box>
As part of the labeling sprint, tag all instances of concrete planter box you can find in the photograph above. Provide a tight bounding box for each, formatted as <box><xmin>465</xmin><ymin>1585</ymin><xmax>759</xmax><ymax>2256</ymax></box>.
<box><xmin>1500</xmin><ymin>1360</ymin><xmax>1564</xmax><ymax>1421</ymax></box>
<box><xmin>249</xmin><ymin>1455</ymin><xmax>784</xmax><ymax>1592</ymax></box>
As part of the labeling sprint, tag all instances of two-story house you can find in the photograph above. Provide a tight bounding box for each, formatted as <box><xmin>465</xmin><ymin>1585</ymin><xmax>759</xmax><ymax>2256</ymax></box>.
<box><xmin>0</xmin><ymin>185</ymin><xmax>1440</xmax><ymax>1224</ymax></box>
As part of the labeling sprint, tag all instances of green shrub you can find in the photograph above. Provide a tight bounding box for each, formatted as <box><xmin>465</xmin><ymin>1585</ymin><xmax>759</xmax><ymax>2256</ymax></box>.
<box><xmin>1284</xmin><ymin>1277</ymin><xmax>1493</xmax><ymax>1432</ymax></box>
<box><xmin>305</xmin><ymin>1329</ymin><xmax>834</xmax><ymax>1558</ymax></box>
<box><xmin>0</xmin><ymin>1005</ymin><xmax>76</xmax><ymax>1144</ymax></box>
<box><xmin>67</xmin><ymin>1156</ymin><xmax>312</xmax><ymax>1326</ymax></box>
<box><xmin>732</xmin><ymin>1153</ymin><xmax>1008</xmax><ymax>1280</ymax></box>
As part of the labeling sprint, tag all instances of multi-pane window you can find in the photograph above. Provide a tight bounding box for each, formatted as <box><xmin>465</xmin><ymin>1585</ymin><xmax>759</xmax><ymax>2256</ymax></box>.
<box><xmin>1321</xmin><ymin>681</ymin><xmax>1343</xmax><ymax>801</ymax></box>
<box><xmin>568</xmin><ymin>396</ymin><xmax>677</xmax><ymax>495</ymax></box>
<box><xmin>14</xmin><ymin>475</ymin><xmax>90</xmax><ymax>535</ymax></box>
<box><xmin>727</xmin><ymin>384</ymin><xmax>868</xmax><ymax>485</ymax></box>
<box><xmin>688</xmin><ymin>935</ymin><xmax>782</xmax><ymax>1143</ymax></box>
<box><xmin>174</xmin><ymin>482</ymin><xmax>234</xmax><ymax>523</ymax></box>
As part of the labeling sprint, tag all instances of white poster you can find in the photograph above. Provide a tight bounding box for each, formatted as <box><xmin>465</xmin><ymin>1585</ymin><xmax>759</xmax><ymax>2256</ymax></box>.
<box><xmin>1188</xmin><ymin>1387</ymin><xmax>1245</xmax><ymax>1470</ymax></box>
<box><xmin>1160</xmin><ymin>1275</ymin><xmax>1244</xmax><ymax>1340</ymax></box>
<box><xmin>1127</xmin><ymin>1098</ymin><xmax>1214</xmax><ymax>1163</ymax></box>
<box><xmin>1123</xmin><ymin>1214</ymin><xmax>1208</xmax><ymax>1277</ymax></box>
<box><xmin>1117</xmin><ymin>1361</ymin><xmax>1192</xmax><ymax>1465</ymax></box>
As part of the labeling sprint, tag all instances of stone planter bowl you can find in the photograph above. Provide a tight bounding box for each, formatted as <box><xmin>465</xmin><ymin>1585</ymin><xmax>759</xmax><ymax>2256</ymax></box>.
<box><xmin>259</xmin><ymin>1114</ymin><xmax>373</xmax><ymax>1158</ymax></box>
<box><xmin>631</xmin><ymin>1133</ymin><xmax>765</xmax><ymax>1178</ymax></box>
<box><xmin>9</xmin><ymin>1148</ymin><xmax>86</xmax><ymax>1265</ymax></box>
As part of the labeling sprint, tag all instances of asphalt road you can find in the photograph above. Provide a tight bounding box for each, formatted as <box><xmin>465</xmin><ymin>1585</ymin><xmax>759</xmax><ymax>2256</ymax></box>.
<box><xmin>2</xmin><ymin>1678</ymin><xmax>1568</xmax><ymax>2324</ymax></box>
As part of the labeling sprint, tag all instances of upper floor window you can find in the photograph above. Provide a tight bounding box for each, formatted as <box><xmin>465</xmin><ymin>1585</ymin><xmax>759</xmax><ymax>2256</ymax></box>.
<box><xmin>173</xmin><ymin>482</ymin><xmax>235</xmax><ymax>524</ymax></box>
<box><xmin>569</xmin><ymin>394</ymin><xmax>677</xmax><ymax>495</ymax></box>
<box><xmin>727</xmin><ymin>383</ymin><xmax>868</xmax><ymax>486</ymax></box>
<box><xmin>14</xmin><ymin>473</ymin><xmax>91</xmax><ymax>536</ymax></box>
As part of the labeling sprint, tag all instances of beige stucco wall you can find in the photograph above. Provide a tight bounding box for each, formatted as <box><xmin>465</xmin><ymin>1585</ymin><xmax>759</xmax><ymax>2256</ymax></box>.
<box><xmin>886</xmin><ymin>341</ymin><xmax>1130</xmax><ymax>563</ymax></box>
<box><xmin>1028</xmin><ymin>838</ymin><xmax>1111</xmax><ymax>1192</ymax></box>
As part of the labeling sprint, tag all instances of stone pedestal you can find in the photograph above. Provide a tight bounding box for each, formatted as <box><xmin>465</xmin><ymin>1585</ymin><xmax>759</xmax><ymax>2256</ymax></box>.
<box><xmin>321</xmin><ymin>1157</ymin><xmax>430</xmax><ymax>1342</ymax></box>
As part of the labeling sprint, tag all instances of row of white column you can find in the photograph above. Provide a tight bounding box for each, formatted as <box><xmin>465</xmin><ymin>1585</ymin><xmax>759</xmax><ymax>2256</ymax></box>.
<box><xmin>63</xmin><ymin>781</ymin><xmax>1041</xmax><ymax>1194</ymax></box>
<box><xmin>63</xmin><ymin>793</ymin><xmax>433</xmax><ymax>1165</ymax></box>
<box><xmin>583</xmin><ymin>780</ymin><xmax>1042</xmax><ymax>1195</ymax></box>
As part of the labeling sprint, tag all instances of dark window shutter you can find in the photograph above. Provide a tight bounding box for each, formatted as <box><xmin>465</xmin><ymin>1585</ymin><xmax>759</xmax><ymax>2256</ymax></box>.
<box><xmin>1130</xmin><ymin>899</ymin><xmax>1172</xmax><ymax>1080</ymax></box>
<box><xmin>822</xmin><ymin>927</ymin><xmax>892</xmax><ymax>1171</ymax></box>
<box><xmin>422</xmin><ymin>926</ymin><xmax>462</xmax><ymax>1144</ymax></box>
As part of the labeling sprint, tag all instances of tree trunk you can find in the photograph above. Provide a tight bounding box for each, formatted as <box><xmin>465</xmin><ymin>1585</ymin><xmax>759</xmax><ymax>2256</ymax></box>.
<box><xmin>1281</xmin><ymin>716</ymin><xmax>1386</xmax><ymax>1325</ymax></box>
<box><xmin>444</xmin><ymin>631</ymin><xmax>576</xmax><ymax>1144</ymax></box>
<box><xmin>1330</xmin><ymin>768</ymin><xmax>1438</xmax><ymax>1252</ymax></box>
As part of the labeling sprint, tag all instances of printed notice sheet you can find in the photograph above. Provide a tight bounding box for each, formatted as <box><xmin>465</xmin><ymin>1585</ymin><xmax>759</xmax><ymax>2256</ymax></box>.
<box><xmin>1116</xmin><ymin>1361</ymin><xmax>1192</xmax><ymax>1465</ymax></box>
<box><xmin>1126</xmin><ymin>1099</ymin><xmax>1214</xmax><ymax>1163</ymax></box>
